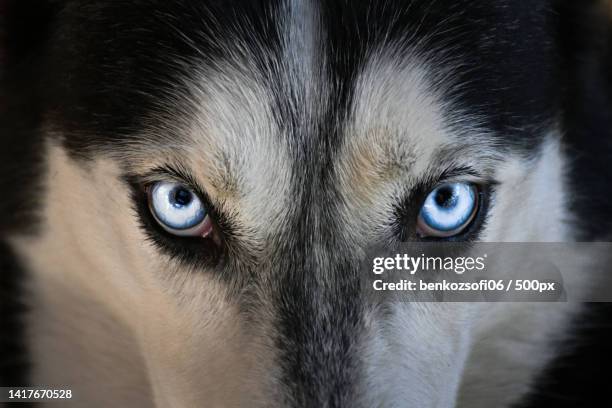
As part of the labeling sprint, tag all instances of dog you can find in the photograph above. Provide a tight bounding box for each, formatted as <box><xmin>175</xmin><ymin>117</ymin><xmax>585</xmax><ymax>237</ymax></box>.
<box><xmin>1</xmin><ymin>1</ymin><xmax>612</xmax><ymax>407</ymax></box>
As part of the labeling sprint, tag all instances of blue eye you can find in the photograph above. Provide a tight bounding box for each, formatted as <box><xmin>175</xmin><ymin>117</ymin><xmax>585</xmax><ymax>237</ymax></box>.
<box><xmin>417</xmin><ymin>183</ymin><xmax>479</xmax><ymax>238</ymax></box>
<box><xmin>148</xmin><ymin>181</ymin><xmax>212</xmax><ymax>237</ymax></box>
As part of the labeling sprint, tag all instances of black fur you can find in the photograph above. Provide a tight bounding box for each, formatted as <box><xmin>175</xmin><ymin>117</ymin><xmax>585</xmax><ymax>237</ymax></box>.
<box><xmin>518</xmin><ymin>1</ymin><xmax>612</xmax><ymax>406</ymax></box>
<box><xmin>0</xmin><ymin>242</ymin><xmax>30</xmax><ymax>387</ymax></box>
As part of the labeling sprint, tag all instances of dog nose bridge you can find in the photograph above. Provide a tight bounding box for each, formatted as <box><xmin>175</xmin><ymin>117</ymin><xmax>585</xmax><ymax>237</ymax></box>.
<box><xmin>268</xmin><ymin>240</ymin><xmax>367</xmax><ymax>407</ymax></box>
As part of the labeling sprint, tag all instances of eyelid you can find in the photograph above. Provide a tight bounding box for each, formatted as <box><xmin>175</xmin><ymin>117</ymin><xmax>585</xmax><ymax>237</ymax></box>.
<box><xmin>140</xmin><ymin>167</ymin><xmax>202</xmax><ymax>193</ymax></box>
<box><xmin>436</xmin><ymin>173</ymin><xmax>487</xmax><ymax>187</ymax></box>
<box><xmin>137</xmin><ymin>166</ymin><xmax>218</xmax><ymax>214</ymax></box>
<box><xmin>432</xmin><ymin>165</ymin><xmax>498</xmax><ymax>188</ymax></box>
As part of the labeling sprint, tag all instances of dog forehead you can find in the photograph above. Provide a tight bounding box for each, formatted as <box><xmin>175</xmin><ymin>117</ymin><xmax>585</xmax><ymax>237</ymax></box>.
<box><xmin>47</xmin><ymin>0</ymin><xmax>558</xmax><ymax>156</ymax></box>
<box><xmin>165</xmin><ymin>43</ymin><xmax>450</xmax><ymax>217</ymax></box>
<box><xmin>40</xmin><ymin>0</ymin><xmax>558</xmax><ymax>244</ymax></box>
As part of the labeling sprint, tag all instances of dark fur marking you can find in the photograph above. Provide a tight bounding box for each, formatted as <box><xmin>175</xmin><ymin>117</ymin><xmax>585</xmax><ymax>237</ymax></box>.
<box><xmin>318</xmin><ymin>0</ymin><xmax>562</xmax><ymax>151</ymax></box>
<box><xmin>0</xmin><ymin>242</ymin><xmax>31</xmax><ymax>390</ymax></box>
<box><xmin>519</xmin><ymin>2</ymin><xmax>612</xmax><ymax>405</ymax></box>
<box><xmin>38</xmin><ymin>0</ymin><xmax>285</xmax><ymax>157</ymax></box>
<box><xmin>272</xmin><ymin>233</ymin><xmax>365</xmax><ymax>406</ymax></box>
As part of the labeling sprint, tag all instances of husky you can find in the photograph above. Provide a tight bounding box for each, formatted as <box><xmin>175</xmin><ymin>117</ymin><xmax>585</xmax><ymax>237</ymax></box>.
<box><xmin>1</xmin><ymin>1</ymin><xmax>612</xmax><ymax>407</ymax></box>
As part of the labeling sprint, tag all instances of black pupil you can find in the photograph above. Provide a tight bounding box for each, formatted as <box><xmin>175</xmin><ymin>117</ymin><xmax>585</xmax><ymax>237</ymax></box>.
<box><xmin>435</xmin><ymin>187</ymin><xmax>455</xmax><ymax>207</ymax></box>
<box><xmin>173</xmin><ymin>188</ymin><xmax>192</xmax><ymax>206</ymax></box>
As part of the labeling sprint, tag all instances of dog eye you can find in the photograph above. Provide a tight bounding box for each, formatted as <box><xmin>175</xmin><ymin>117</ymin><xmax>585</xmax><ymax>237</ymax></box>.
<box><xmin>148</xmin><ymin>181</ymin><xmax>213</xmax><ymax>237</ymax></box>
<box><xmin>417</xmin><ymin>182</ymin><xmax>479</xmax><ymax>238</ymax></box>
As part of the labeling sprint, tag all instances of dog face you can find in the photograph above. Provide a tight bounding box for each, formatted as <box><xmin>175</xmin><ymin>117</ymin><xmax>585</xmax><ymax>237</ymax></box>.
<box><xmin>3</xmin><ymin>1</ymin><xmax>601</xmax><ymax>407</ymax></box>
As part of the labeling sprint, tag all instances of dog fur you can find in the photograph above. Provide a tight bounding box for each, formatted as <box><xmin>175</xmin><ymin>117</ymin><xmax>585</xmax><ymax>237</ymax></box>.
<box><xmin>2</xmin><ymin>1</ymin><xmax>612</xmax><ymax>407</ymax></box>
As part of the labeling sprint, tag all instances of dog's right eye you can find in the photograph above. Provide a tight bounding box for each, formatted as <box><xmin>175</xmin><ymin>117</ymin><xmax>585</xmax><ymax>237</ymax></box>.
<box><xmin>148</xmin><ymin>181</ymin><xmax>214</xmax><ymax>237</ymax></box>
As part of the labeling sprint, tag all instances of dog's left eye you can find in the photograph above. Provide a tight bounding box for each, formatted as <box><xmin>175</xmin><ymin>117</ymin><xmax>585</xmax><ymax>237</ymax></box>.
<box><xmin>148</xmin><ymin>181</ymin><xmax>213</xmax><ymax>237</ymax></box>
<box><xmin>417</xmin><ymin>182</ymin><xmax>479</xmax><ymax>238</ymax></box>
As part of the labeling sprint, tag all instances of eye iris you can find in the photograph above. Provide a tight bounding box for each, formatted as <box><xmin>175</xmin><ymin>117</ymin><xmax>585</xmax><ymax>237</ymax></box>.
<box><xmin>419</xmin><ymin>183</ymin><xmax>478</xmax><ymax>236</ymax></box>
<box><xmin>150</xmin><ymin>182</ymin><xmax>206</xmax><ymax>231</ymax></box>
